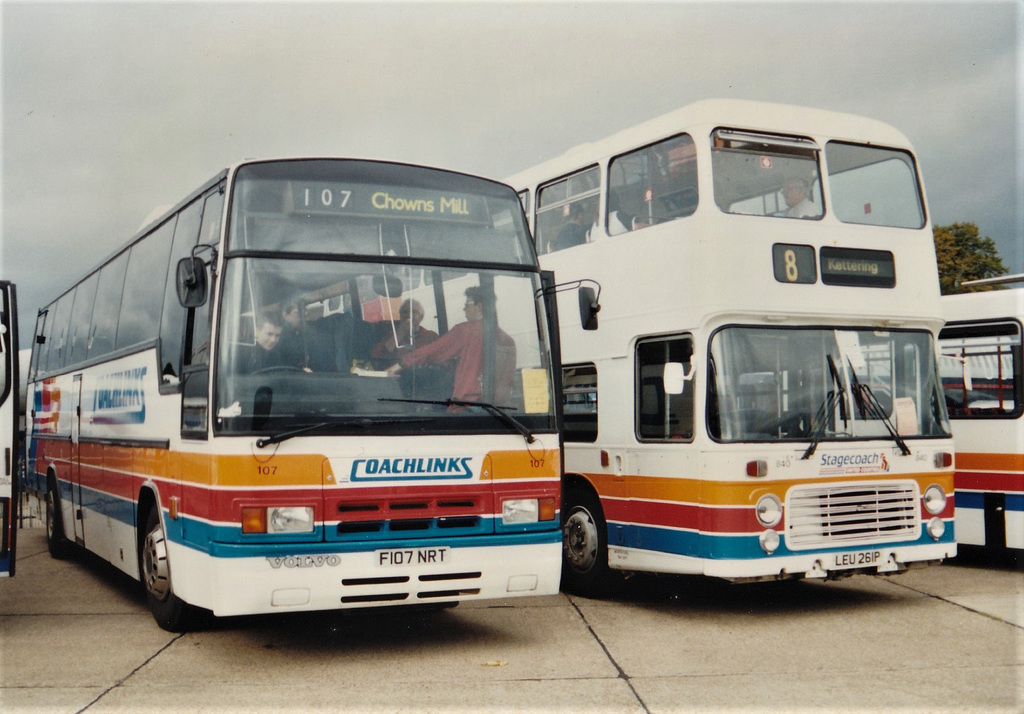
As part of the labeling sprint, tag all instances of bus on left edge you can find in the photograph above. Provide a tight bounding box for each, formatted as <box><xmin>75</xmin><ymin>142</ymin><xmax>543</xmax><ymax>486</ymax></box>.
<box><xmin>1</xmin><ymin>281</ymin><xmax>19</xmax><ymax>577</ymax></box>
<box><xmin>24</xmin><ymin>159</ymin><xmax>564</xmax><ymax>630</ymax></box>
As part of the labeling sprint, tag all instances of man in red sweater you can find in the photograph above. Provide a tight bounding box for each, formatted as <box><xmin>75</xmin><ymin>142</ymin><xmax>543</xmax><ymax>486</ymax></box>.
<box><xmin>386</xmin><ymin>286</ymin><xmax>516</xmax><ymax>403</ymax></box>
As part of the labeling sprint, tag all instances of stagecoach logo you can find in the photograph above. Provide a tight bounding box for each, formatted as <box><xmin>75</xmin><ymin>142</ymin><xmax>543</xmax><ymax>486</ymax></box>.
<box><xmin>350</xmin><ymin>456</ymin><xmax>475</xmax><ymax>481</ymax></box>
<box><xmin>819</xmin><ymin>452</ymin><xmax>890</xmax><ymax>476</ymax></box>
<box><xmin>91</xmin><ymin>367</ymin><xmax>146</xmax><ymax>425</ymax></box>
<box><xmin>267</xmin><ymin>554</ymin><xmax>341</xmax><ymax>569</ymax></box>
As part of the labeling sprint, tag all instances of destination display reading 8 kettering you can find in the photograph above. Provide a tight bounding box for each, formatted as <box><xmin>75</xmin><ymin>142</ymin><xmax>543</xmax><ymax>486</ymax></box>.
<box><xmin>773</xmin><ymin>245</ymin><xmax>896</xmax><ymax>288</ymax></box>
<box><xmin>819</xmin><ymin>247</ymin><xmax>896</xmax><ymax>288</ymax></box>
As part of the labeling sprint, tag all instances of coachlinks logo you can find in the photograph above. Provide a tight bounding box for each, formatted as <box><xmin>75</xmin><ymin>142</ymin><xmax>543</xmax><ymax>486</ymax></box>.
<box><xmin>350</xmin><ymin>456</ymin><xmax>475</xmax><ymax>481</ymax></box>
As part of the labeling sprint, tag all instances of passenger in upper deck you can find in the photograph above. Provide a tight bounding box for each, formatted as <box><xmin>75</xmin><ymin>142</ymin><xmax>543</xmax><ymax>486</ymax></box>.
<box><xmin>781</xmin><ymin>177</ymin><xmax>820</xmax><ymax>218</ymax></box>
<box><xmin>553</xmin><ymin>203</ymin><xmax>590</xmax><ymax>251</ymax></box>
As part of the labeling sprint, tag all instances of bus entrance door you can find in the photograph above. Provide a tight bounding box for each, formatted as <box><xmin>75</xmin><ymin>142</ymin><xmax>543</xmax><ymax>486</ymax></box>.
<box><xmin>1</xmin><ymin>281</ymin><xmax>19</xmax><ymax>576</ymax></box>
<box><xmin>70</xmin><ymin>374</ymin><xmax>85</xmax><ymax>546</ymax></box>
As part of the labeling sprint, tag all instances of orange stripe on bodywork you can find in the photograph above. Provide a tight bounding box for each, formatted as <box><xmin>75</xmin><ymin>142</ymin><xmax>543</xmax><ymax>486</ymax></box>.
<box><xmin>955</xmin><ymin>452</ymin><xmax>1024</xmax><ymax>473</ymax></box>
<box><xmin>481</xmin><ymin>449</ymin><xmax>560</xmax><ymax>482</ymax></box>
<box><xmin>580</xmin><ymin>471</ymin><xmax>954</xmax><ymax>507</ymax></box>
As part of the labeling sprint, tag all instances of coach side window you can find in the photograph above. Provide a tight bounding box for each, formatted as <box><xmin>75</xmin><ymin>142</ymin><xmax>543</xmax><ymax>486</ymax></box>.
<box><xmin>42</xmin><ymin>291</ymin><xmax>75</xmax><ymax>373</ymax></box>
<box><xmin>66</xmin><ymin>272</ymin><xmax>99</xmax><ymax>366</ymax></box>
<box><xmin>187</xmin><ymin>190</ymin><xmax>224</xmax><ymax>367</ymax></box>
<box><xmin>158</xmin><ymin>198</ymin><xmax>204</xmax><ymax>385</ymax></box>
<box><xmin>89</xmin><ymin>252</ymin><xmax>129</xmax><ymax>359</ymax></box>
<box><xmin>116</xmin><ymin>219</ymin><xmax>176</xmax><ymax>350</ymax></box>
<box><xmin>29</xmin><ymin>310</ymin><xmax>48</xmax><ymax>380</ymax></box>
<box><xmin>536</xmin><ymin>167</ymin><xmax>600</xmax><ymax>254</ymax></box>
<box><xmin>636</xmin><ymin>336</ymin><xmax>694</xmax><ymax>441</ymax></box>
<box><xmin>608</xmin><ymin>134</ymin><xmax>697</xmax><ymax>236</ymax></box>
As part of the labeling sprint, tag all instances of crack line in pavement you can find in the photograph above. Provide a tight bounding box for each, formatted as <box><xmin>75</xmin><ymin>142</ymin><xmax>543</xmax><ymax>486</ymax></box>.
<box><xmin>569</xmin><ymin>597</ymin><xmax>651</xmax><ymax>714</ymax></box>
<box><xmin>886</xmin><ymin>579</ymin><xmax>1024</xmax><ymax>630</ymax></box>
<box><xmin>77</xmin><ymin>633</ymin><xmax>186</xmax><ymax>713</ymax></box>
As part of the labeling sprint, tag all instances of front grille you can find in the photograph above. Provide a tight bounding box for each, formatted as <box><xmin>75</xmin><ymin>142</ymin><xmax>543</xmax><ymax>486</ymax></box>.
<box><xmin>786</xmin><ymin>481</ymin><xmax>919</xmax><ymax>550</ymax></box>
<box><xmin>330</xmin><ymin>495</ymin><xmax>488</xmax><ymax>541</ymax></box>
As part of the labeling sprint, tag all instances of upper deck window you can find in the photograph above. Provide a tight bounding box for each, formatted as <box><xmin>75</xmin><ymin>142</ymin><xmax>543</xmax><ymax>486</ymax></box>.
<box><xmin>535</xmin><ymin>166</ymin><xmax>600</xmax><ymax>254</ymax></box>
<box><xmin>228</xmin><ymin>160</ymin><xmax>533</xmax><ymax>266</ymax></box>
<box><xmin>607</xmin><ymin>134</ymin><xmax>697</xmax><ymax>235</ymax></box>
<box><xmin>825</xmin><ymin>142</ymin><xmax>925</xmax><ymax>229</ymax></box>
<box><xmin>711</xmin><ymin>130</ymin><xmax>823</xmax><ymax>220</ymax></box>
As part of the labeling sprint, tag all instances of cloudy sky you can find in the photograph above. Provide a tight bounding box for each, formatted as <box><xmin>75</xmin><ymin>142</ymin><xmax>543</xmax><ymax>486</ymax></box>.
<box><xmin>2</xmin><ymin>1</ymin><xmax>1021</xmax><ymax>338</ymax></box>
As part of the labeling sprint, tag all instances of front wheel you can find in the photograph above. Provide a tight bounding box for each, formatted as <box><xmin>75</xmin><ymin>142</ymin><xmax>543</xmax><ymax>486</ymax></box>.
<box><xmin>561</xmin><ymin>484</ymin><xmax>615</xmax><ymax>596</ymax></box>
<box><xmin>141</xmin><ymin>506</ymin><xmax>205</xmax><ymax>632</ymax></box>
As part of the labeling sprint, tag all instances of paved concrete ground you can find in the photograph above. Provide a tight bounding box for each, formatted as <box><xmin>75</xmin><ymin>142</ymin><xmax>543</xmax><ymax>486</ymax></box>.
<box><xmin>1</xmin><ymin>525</ymin><xmax>1021</xmax><ymax>713</ymax></box>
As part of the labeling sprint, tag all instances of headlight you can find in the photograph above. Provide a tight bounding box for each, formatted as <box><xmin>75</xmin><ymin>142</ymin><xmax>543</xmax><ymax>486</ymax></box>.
<box><xmin>923</xmin><ymin>485</ymin><xmax>946</xmax><ymax>515</ymax></box>
<box><xmin>759</xmin><ymin>529</ymin><xmax>781</xmax><ymax>554</ymax></box>
<box><xmin>927</xmin><ymin>517</ymin><xmax>946</xmax><ymax>540</ymax></box>
<box><xmin>269</xmin><ymin>506</ymin><xmax>315</xmax><ymax>533</ymax></box>
<box><xmin>756</xmin><ymin>494</ymin><xmax>783</xmax><ymax>527</ymax></box>
<box><xmin>242</xmin><ymin>506</ymin><xmax>315</xmax><ymax>534</ymax></box>
<box><xmin>502</xmin><ymin>499</ymin><xmax>540</xmax><ymax>525</ymax></box>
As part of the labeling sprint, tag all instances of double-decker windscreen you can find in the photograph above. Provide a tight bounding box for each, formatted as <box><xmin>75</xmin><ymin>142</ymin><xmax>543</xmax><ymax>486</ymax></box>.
<box><xmin>708</xmin><ymin>327</ymin><xmax>950</xmax><ymax>443</ymax></box>
<box><xmin>216</xmin><ymin>160</ymin><xmax>553</xmax><ymax>437</ymax></box>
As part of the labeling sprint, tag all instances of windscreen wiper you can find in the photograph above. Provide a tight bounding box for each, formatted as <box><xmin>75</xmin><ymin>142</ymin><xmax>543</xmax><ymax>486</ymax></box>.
<box><xmin>802</xmin><ymin>355</ymin><xmax>848</xmax><ymax>460</ymax></box>
<box><xmin>846</xmin><ymin>359</ymin><xmax>911</xmax><ymax>456</ymax></box>
<box><xmin>256</xmin><ymin>417</ymin><xmax>433</xmax><ymax>449</ymax></box>
<box><xmin>257</xmin><ymin>421</ymin><xmax>335</xmax><ymax>448</ymax></box>
<box><xmin>381</xmin><ymin>397</ymin><xmax>536</xmax><ymax>444</ymax></box>
<box><xmin>802</xmin><ymin>390</ymin><xmax>840</xmax><ymax>460</ymax></box>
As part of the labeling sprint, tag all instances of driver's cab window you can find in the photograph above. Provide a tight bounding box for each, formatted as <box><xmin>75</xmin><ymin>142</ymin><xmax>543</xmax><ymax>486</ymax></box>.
<box><xmin>636</xmin><ymin>335</ymin><xmax>694</xmax><ymax>441</ymax></box>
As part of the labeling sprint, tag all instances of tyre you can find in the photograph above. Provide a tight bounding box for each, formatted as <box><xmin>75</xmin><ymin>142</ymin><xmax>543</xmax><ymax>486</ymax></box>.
<box><xmin>561</xmin><ymin>483</ymin><xmax>615</xmax><ymax>596</ymax></box>
<box><xmin>141</xmin><ymin>505</ymin><xmax>205</xmax><ymax>632</ymax></box>
<box><xmin>45</xmin><ymin>477</ymin><xmax>74</xmax><ymax>560</ymax></box>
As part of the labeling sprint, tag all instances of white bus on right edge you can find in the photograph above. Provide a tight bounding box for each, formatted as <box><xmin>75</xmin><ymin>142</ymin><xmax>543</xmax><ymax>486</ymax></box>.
<box><xmin>940</xmin><ymin>282</ymin><xmax>1024</xmax><ymax>552</ymax></box>
<box><xmin>508</xmin><ymin>99</ymin><xmax>957</xmax><ymax>593</ymax></box>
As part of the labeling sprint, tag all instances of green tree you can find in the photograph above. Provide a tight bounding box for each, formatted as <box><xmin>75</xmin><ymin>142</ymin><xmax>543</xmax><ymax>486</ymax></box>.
<box><xmin>933</xmin><ymin>222</ymin><xmax>1007</xmax><ymax>294</ymax></box>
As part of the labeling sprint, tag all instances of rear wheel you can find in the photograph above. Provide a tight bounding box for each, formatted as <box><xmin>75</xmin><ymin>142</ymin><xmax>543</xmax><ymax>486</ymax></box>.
<box><xmin>561</xmin><ymin>484</ymin><xmax>615</xmax><ymax>596</ymax></box>
<box><xmin>141</xmin><ymin>506</ymin><xmax>205</xmax><ymax>632</ymax></box>
<box><xmin>45</xmin><ymin>477</ymin><xmax>73</xmax><ymax>560</ymax></box>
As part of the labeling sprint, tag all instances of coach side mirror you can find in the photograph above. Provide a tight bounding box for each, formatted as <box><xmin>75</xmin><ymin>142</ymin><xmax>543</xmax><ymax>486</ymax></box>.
<box><xmin>579</xmin><ymin>286</ymin><xmax>600</xmax><ymax>331</ymax></box>
<box><xmin>176</xmin><ymin>257</ymin><xmax>208</xmax><ymax>308</ymax></box>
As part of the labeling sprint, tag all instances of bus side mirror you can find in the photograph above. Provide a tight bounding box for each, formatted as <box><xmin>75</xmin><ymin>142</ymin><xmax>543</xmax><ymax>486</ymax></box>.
<box><xmin>663</xmin><ymin>362</ymin><xmax>695</xmax><ymax>395</ymax></box>
<box><xmin>579</xmin><ymin>286</ymin><xmax>600</xmax><ymax>331</ymax></box>
<box><xmin>176</xmin><ymin>257</ymin><xmax>208</xmax><ymax>308</ymax></box>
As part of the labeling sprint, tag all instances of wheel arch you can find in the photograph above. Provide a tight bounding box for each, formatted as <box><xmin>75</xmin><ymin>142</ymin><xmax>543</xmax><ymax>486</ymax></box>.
<box><xmin>135</xmin><ymin>483</ymin><xmax>162</xmax><ymax>578</ymax></box>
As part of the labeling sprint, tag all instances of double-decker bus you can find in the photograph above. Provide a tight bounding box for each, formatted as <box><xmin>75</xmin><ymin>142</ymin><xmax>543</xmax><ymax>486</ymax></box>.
<box><xmin>939</xmin><ymin>278</ymin><xmax>1024</xmax><ymax>551</ymax></box>
<box><xmin>507</xmin><ymin>99</ymin><xmax>955</xmax><ymax>592</ymax></box>
<box><xmin>25</xmin><ymin>159</ymin><xmax>563</xmax><ymax>630</ymax></box>
<box><xmin>1</xmin><ymin>281</ymin><xmax>19</xmax><ymax>576</ymax></box>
